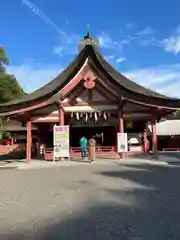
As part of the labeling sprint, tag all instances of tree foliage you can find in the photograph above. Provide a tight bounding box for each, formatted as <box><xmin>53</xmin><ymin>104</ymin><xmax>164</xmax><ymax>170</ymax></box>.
<box><xmin>0</xmin><ymin>46</ymin><xmax>25</xmax><ymax>103</ymax></box>
<box><xmin>0</xmin><ymin>74</ymin><xmax>25</xmax><ymax>103</ymax></box>
<box><xmin>0</xmin><ymin>46</ymin><xmax>25</xmax><ymax>133</ymax></box>
<box><xmin>0</xmin><ymin>46</ymin><xmax>9</xmax><ymax>76</ymax></box>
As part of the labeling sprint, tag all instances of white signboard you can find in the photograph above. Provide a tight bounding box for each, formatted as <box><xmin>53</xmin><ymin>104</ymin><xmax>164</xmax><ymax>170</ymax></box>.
<box><xmin>53</xmin><ymin>125</ymin><xmax>70</xmax><ymax>158</ymax></box>
<box><xmin>117</xmin><ymin>133</ymin><xmax>128</xmax><ymax>153</ymax></box>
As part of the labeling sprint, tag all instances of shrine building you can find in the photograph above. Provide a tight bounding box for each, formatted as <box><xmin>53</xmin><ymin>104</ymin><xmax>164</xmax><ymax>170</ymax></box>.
<box><xmin>0</xmin><ymin>31</ymin><xmax>180</xmax><ymax>161</ymax></box>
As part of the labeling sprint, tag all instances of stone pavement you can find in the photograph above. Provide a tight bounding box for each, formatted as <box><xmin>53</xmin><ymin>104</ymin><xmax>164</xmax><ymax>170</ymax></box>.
<box><xmin>1</xmin><ymin>152</ymin><xmax>180</xmax><ymax>170</ymax></box>
<box><xmin>0</xmin><ymin>158</ymin><xmax>180</xmax><ymax>239</ymax></box>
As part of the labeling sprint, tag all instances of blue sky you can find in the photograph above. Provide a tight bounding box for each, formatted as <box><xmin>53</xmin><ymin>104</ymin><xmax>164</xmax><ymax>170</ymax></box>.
<box><xmin>1</xmin><ymin>0</ymin><xmax>180</xmax><ymax>97</ymax></box>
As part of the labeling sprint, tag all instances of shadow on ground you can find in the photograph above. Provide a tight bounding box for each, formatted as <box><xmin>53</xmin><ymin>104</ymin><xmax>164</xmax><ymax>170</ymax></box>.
<box><xmin>0</xmin><ymin>155</ymin><xmax>25</xmax><ymax>166</ymax></box>
<box><xmin>3</xmin><ymin>163</ymin><xmax>180</xmax><ymax>239</ymax></box>
<box><xmin>160</xmin><ymin>151</ymin><xmax>180</xmax><ymax>160</ymax></box>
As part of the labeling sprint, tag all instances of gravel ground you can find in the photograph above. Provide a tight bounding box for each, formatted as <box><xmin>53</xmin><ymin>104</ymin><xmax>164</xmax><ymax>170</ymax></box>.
<box><xmin>0</xmin><ymin>161</ymin><xmax>180</xmax><ymax>239</ymax></box>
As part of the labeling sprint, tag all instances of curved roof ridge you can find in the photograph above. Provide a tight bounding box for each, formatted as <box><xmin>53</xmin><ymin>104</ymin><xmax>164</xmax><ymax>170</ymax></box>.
<box><xmin>0</xmin><ymin>47</ymin><xmax>88</xmax><ymax>108</ymax></box>
<box><xmin>93</xmin><ymin>48</ymin><xmax>176</xmax><ymax>100</ymax></box>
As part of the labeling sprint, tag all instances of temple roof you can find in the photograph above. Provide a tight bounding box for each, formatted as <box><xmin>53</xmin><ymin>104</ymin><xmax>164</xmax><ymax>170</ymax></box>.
<box><xmin>0</xmin><ymin>33</ymin><xmax>180</xmax><ymax>115</ymax></box>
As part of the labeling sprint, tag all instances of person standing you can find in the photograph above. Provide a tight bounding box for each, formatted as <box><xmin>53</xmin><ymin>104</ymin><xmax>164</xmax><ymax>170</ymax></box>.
<box><xmin>88</xmin><ymin>136</ymin><xmax>96</xmax><ymax>162</ymax></box>
<box><xmin>79</xmin><ymin>136</ymin><xmax>87</xmax><ymax>161</ymax></box>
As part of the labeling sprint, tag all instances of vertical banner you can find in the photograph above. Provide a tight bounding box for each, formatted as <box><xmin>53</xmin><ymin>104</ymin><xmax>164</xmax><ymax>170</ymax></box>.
<box><xmin>53</xmin><ymin>125</ymin><xmax>69</xmax><ymax>158</ymax></box>
<box><xmin>117</xmin><ymin>133</ymin><xmax>128</xmax><ymax>153</ymax></box>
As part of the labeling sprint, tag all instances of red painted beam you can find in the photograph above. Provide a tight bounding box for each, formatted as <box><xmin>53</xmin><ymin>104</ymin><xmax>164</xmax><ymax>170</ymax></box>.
<box><xmin>1</xmin><ymin>100</ymin><xmax>53</xmax><ymax>117</ymax></box>
<box><xmin>31</xmin><ymin>119</ymin><xmax>58</xmax><ymax>123</ymax></box>
<box><xmin>61</xmin><ymin>101</ymin><xmax>117</xmax><ymax>107</ymax></box>
<box><xmin>60</xmin><ymin>74</ymin><xmax>83</xmax><ymax>97</ymax></box>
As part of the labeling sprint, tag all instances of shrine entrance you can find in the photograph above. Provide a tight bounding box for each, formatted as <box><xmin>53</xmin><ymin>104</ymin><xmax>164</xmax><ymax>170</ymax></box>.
<box><xmin>70</xmin><ymin>126</ymin><xmax>117</xmax><ymax>147</ymax></box>
<box><xmin>68</xmin><ymin>111</ymin><xmax>118</xmax><ymax>157</ymax></box>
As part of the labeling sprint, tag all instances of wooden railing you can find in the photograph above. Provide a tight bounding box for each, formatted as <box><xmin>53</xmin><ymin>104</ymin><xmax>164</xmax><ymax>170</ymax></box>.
<box><xmin>162</xmin><ymin>148</ymin><xmax>180</xmax><ymax>151</ymax></box>
<box><xmin>44</xmin><ymin>146</ymin><xmax>117</xmax><ymax>160</ymax></box>
<box><xmin>70</xmin><ymin>146</ymin><xmax>117</xmax><ymax>157</ymax></box>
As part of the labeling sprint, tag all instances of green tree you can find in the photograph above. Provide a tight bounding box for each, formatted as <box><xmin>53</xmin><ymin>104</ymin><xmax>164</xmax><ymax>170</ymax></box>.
<box><xmin>0</xmin><ymin>46</ymin><xmax>25</xmax><ymax>103</ymax></box>
<box><xmin>0</xmin><ymin>46</ymin><xmax>26</xmax><ymax>134</ymax></box>
<box><xmin>0</xmin><ymin>74</ymin><xmax>25</xmax><ymax>103</ymax></box>
<box><xmin>0</xmin><ymin>46</ymin><xmax>9</xmax><ymax>75</ymax></box>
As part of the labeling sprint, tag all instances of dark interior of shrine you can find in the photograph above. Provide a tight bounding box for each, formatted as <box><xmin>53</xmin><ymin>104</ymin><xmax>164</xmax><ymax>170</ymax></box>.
<box><xmin>37</xmin><ymin>123</ymin><xmax>117</xmax><ymax>147</ymax></box>
<box><xmin>37</xmin><ymin>119</ymin><xmax>146</xmax><ymax>148</ymax></box>
<box><xmin>38</xmin><ymin>123</ymin><xmax>53</xmax><ymax>148</ymax></box>
<box><xmin>70</xmin><ymin>126</ymin><xmax>117</xmax><ymax>147</ymax></box>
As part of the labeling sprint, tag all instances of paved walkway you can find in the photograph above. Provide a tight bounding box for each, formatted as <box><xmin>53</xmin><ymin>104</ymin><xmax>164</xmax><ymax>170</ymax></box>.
<box><xmin>0</xmin><ymin>159</ymin><xmax>180</xmax><ymax>239</ymax></box>
<box><xmin>0</xmin><ymin>153</ymin><xmax>180</xmax><ymax>170</ymax></box>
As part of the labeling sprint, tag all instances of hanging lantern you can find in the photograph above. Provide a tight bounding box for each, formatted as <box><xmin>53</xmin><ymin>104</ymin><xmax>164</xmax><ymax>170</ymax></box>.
<box><xmin>76</xmin><ymin>112</ymin><xmax>79</xmax><ymax>120</ymax></box>
<box><xmin>85</xmin><ymin>113</ymin><xmax>88</xmax><ymax>122</ymax></box>
<box><xmin>94</xmin><ymin>112</ymin><xmax>98</xmax><ymax>122</ymax></box>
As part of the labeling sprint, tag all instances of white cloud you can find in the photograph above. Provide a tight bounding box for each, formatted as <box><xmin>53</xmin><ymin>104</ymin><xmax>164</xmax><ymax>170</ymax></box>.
<box><xmin>124</xmin><ymin>64</ymin><xmax>180</xmax><ymax>97</ymax></box>
<box><xmin>116</xmin><ymin>57</ymin><xmax>126</xmax><ymax>63</ymax></box>
<box><xmin>161</xmin><ymin>25</ymin><xmax>180</xmax><ymax>54</ymax></box>
<box><xmin>53</xmin><ymin>46</ymin><xmax>64</xmax><ymax>56</ymax></box>
<box><xmin>7</xmin><ymin>64</ymin><xmax>63</xmax><ymax>93</ymax></box>
<box><xmin>133</xmin><ymin>27</ymin><xmax>157</xmax><ymax>47</ymax></box>
<box><xmin>163</xmin><ymin>36</ymin><xmax>180</xmax><ymax>54</ymax></box>
<box><xmin>104</xmin><ymin>55</ymin><xmax>115</xmax><ymax>61</ymax></box>
<box><xmin>137</xmin><ymin>27</ymin><xmax>155</xmax><ymax>36</ymax></box>
<box><xmin>104</xmin><ymin>55</ymin><xmax>126</xmax><ymax>64</ymax></box>
<box><xmin>97</xmin><ymin>26</ymin><xmax>156</xmax><ymax>54</ymax></box>
<box><xmin>98</xmin><ymin>33</ymin><xmax>117</xmax><ymax>49</ymax></box>
<box><xmin>22</xmin><ymin>0</ymin><xmax>79</xmax><ymax>57</ymax></box>
<box><xmin>21</xmin><ymin>0</ymin><xmax>159</xmax><ymax>58</ymax></box>
<box><xmin>22</xmin><ymin>0</ymin><xmax>66</xmax><ymax>37</ymax></box>
<box><xmin>53</xmin><ymin>34</ymin><xmax>80</xmax><ymax>57</ymax></box>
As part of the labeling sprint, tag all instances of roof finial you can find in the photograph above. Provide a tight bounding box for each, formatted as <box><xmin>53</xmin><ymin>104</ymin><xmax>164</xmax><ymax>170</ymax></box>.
<box><xmin>86</xmin><ymin>24</ymin><xmax>90</xmax><ymax>37</ymax></box>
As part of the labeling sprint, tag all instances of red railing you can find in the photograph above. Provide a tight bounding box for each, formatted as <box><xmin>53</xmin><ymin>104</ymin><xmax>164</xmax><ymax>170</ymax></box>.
<box><xmin>44</xmin><ymin>146</ymin><xmax>144</xmax><ymax>160</ymax></box>
<box><xmin>70</xmin><ymin>146</ymin><xmax>117</xmax><ymax>156</ymax></box>
<box><xmin>44</xmin><ymin>148</ymin><xmax>54</xmax><ymax>160</ymax></box>
<box><xmin>44</xmin><ymin>146</ymin><xmax>117</xmax><ymax>160</ymax></box>
<box><xmin>162</xmin><ymin>148</ymin><xmax>180</xmax><ymax>151</ymax></box>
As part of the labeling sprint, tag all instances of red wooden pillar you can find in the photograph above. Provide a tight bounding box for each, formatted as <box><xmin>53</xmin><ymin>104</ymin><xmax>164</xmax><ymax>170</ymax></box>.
<box><xmin>59</xmin><ymin>105</ymin><xmax>65</xmax><ymax>126</ymax></box>
<box><xmin>117</xmin><ymin>106</ymin><xmax>124</xmax><ymax>158</ymax></box>
<box><xmin>143</xmin><ymin>123</ymin><xmax>149</xmax><ymax>153</ymax></box>
<box><xmin>37</xmin><ymin>128</ymin><xmax>41</xmax><ymax>157</ymax></box>
<box><xmin>119</xmin><ymin>109</ymin><xmax>124</xmax><ymax>134</ymax></box>
<box><xmin>58</xmin><ymin>105</ymin><xmax>65</xmax><ymax>160</ymax></box>
<box><xmin>151</xmin><ymin>116</ymin><xmax>158</xmax><ymax>157</ymax></box>
<box><xmin>26</xmin><ymin>120</ymin><xmax>32</xmax><ymax>162</ymax></box>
